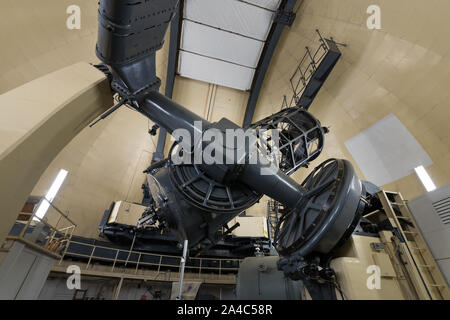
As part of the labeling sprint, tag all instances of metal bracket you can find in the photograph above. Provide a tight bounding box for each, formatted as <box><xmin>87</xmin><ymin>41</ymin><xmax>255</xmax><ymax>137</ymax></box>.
<box><xmin>89</xmin><ymin>99</ymin><xmax>128</xmax><ymax>128</ymax></box>
<box><xmin>111</xmin><ymin>78</ymin><xmax>161</xmax><ymax>103</ymax></box>
<box><xmin>224</xmin><ymin>222</ymin><xmax>241</xmax><ymax>236</ymax></box>
<box><xmin>93</xmin><ymin>64</ymin><xmax>113</xmax><ymax>82</ymax></box>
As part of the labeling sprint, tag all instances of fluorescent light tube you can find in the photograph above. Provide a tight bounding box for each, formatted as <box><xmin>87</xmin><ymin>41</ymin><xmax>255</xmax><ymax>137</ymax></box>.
<box><xmin>414</xmin><ymin>165</ymin><xmax>436</xmax><ymax>192</ymax></box>
<box><xmin>34</xmin><ymin>169</ymin><xmax>68</xmax><ymax>220</ymax></box>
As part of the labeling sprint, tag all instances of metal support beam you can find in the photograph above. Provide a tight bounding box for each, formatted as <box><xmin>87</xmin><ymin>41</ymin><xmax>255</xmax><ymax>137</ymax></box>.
<box><xmin>152</xmin><ymin>2</ymin><xmax>182</xmax><ymax>162</ymax></box>
<box><xmin>113</xmin><ymin>277</ymin><xmax>124</xmax><ymax>300</ymax></box>
<box><xmin>242</xmin><ymin>0</ymin><xmax>298</xmax><ymax>127</ymax></box>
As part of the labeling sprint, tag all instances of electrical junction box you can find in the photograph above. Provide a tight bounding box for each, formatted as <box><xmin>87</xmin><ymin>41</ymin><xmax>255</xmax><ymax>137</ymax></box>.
<box><xmin>229</xmin><ymin>216</ymin><xmax>268</xmax><ymax>238</ymax></box>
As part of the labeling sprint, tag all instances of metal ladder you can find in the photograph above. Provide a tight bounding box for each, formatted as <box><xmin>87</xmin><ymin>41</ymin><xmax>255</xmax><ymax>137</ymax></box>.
<box><xmin>281</xmin><ymin>29</ymin><xmax>345</xmax><ymax>111</ymax></box>
<box><xmin>266</xmin><ymin>200</ymin><xmax>281</xmax><ymax>247</ymax></box>
<box><xmin>378</xmin><ymin>190</ymin><xmax>450</xmax><ymax>300</ymax></box>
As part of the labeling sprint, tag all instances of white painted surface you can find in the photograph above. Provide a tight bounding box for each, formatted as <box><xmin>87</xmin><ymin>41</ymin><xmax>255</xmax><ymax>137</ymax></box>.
<box><xmin>178</xmin><ymin>50</ymin><xmax>255</xmax><ymax>90</ymax></box>
<box><xmin>180</xmin><ymin>0</ymin><xmax>282</xmax><ymax>89</ymax></box>
<box><xmin>180</xmin><ymin>20</ymin><xmax>264</xmax><ymax>68</ymax></box>
<box><xmin>345</xmin><ymin>114</ymin><xmax>433</xmax><ymax>186</ymax></box>
<box><xmin>243</xmin><ymin>0</ymin><xmax>282</xmax><ymax>11</ymax></box>
<box><xmin>184</xmin><ymin>0</ymin><xmax>276</xmax><ymax>41</ymax></box>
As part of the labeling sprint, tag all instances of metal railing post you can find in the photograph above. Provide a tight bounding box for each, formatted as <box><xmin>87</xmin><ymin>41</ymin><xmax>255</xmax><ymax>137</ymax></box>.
<box><xmin>124</xmin><ymin>233</ymin><xmax>137</xmax><ymax>267</ymax></box>
<box><xmin>157</xmin><ymin>255</ymin><xmax>163</xmax><ymax>273</ymax></box>
<box><xmin>135</xmin><ymin>253</ymin><xmax>141</xmax><ymax>274</ymax></box>
<box><xmin>112</xmin><ymin>249</ymin><xmax>119</xmax><ymax>272</ymax></box>
<box><xmin>19</xmin><ymin>212</ymin><xmax>34</xmax><ymax>238</ymax></box>
<box><xmin>58</xmin><ymin>235</ymin><xmax>72</xmax><ymax>265</ymax></box>
<box><xmin>86</xmin><ymin>245</ymin><xmax>95</xmax><ymax>269</ymax></box>
<box><xmin>305</xmin><ymin>46</ymin><xmax>316</xmax><ymax>71</ymax></box>
<box><xmin>113</xmin><ymin>277</ymin><xmax>124</xmax><ymax>300</ymax></box>
<box><xmin>176</xmin><ymin>239</ymin><xmax>189</xmax><ymax>300</ymax></box>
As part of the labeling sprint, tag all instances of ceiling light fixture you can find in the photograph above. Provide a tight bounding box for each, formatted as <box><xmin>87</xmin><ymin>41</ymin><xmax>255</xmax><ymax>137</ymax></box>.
<box><xmin>34</xmin><ymin>169</ymin><xmax>68</xmax><ymax>220</ymax></box>
<box><xmin>414</xmin><ymin>165</ymin><xmax>436</xmax><ymax>192</ymax></box>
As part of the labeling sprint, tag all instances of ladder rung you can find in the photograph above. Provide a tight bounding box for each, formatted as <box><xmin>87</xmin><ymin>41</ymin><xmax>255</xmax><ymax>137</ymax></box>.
<box><xmin>396</xmin><ymin>216</ymin><xmax>411</xmax><ymax>220</ymax></box>
<box><xmin>427</xmin><ymin>284</ymin><xmax>444</xmax><ymax>287</ymax></box>
<box><xmin>403</xmin><ymin>231</ymin><xmax>417</xmax><ymax>234</ymax></box>
<box><xmin>391</xmin><ymin>202</ymin><xmax>406</xmax><ymax>206</ymax></box>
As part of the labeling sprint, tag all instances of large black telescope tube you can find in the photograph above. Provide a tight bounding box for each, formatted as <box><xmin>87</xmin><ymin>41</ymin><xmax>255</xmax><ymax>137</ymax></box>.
<box><xmin>141</xmin><ymin>91</ymin><xmax>305</xmax><ymax>209</ymax></box>
<box><xmin>95</xmin><ymin>0</ymin><xmax>307</xmax><ymax>211</ymax></box>
<box><xmin>142</xmin><ymin>91</ymin><xmax>209</xmax><ymax>137</ymax></box>
<box><xmin>239</xmin><ymin>163</ymin><xmax>305</xmax><ymax>209</ymax></box>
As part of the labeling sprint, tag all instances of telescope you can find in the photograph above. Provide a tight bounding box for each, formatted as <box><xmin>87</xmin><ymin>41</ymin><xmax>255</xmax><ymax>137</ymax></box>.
<box><xmin>95</xmin><ymin>0</ymin><xmax>370</xmax><ymax>280</ymax></box>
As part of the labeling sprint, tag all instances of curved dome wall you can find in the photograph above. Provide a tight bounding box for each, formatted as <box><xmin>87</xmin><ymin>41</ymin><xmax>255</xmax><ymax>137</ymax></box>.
<box><xmin>0</xmin><ymin>1</ymin><xmax>250</xmax><ymax>238</ymax></box>
<box><xmin>2</xmin><ymin>0</ymin><xmax>449</xmax><ymax>237</ymax></box>
<box><xmin>253</xmin><ymin>0</ymin><xmax>450</xmax><ymax>200</ymax></box>
<box><xmin>0</xmin><ymin>0</ymin><xmax>169</xmax><ymax>238</ymax></box>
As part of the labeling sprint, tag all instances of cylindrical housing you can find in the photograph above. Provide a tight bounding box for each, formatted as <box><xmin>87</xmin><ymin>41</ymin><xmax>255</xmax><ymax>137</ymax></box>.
<box><xmin>239</xmin><ymin>164</ymin><xmax>305</xmax><ymax>208</ymax></box>
<box><xmin>143</xmin><ymin>92</ymin><xmax>209</xmax><ymax>138</ymax></box>
<box><xmin>143</xmin><ymin>91</ymin><xmax>305</xmax><ymax>210</ymax></box>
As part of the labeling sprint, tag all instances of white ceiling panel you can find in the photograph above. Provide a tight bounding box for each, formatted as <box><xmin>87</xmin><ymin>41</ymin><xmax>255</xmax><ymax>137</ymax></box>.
<box><xmin>178</xmin><ymin>51</ymin><xmax>255</xmax><ymax>91</ymax></box>
<box><xmin>184</xmin><ymin>0</ymin><xmax>276</xmax><ymax>41</ymax></box>
<box><xmin>180</xmin><ymin>20</ymin><xmax>264</xmax><ymax>68</ymax></box>
<box><xmin>242</xmin><ymin>0</ymin><xmax>282</xmax><ymax>11</ymax></box>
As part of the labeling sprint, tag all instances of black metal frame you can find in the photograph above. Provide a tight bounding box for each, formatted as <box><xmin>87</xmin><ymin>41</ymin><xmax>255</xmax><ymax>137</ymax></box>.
<box><xmin>282</xmin><ymin>29</ymin><xmax>344</xmax><ymax>110</ymax></box>
<box><xmin>152</xmin><ymin>1</ymin><xmax>184</xmax><ymax>163</ymax></box>
<box><xmin>250</xmin><ymin>107</ymin><xmax>325</xmax><ymax>176</ymax></box>
<box><xmin>242</xmin><ymin>0</ymin><xmax>298</xmax><ymax>127</ymax></box>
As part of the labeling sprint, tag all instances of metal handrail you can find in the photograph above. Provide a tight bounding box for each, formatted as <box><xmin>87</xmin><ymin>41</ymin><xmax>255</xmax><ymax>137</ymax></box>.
<box><xmin>282</xmin><ymin>29</ymin><xmax>331</xmax><ymax>110</ymax></box>
<box><xmin>60</xmin><ymin>239</ymin><xmax>243</xmax><ymax>276</ymax></box>
<box><xmin>7</xmin><ymin>196</ymin><xmax>77</xmax><ymax>258</ymax></box>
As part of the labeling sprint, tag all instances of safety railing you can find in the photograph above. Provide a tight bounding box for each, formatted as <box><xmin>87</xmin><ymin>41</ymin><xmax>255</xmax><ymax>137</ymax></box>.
<box><xmin>282</xmin><ymin>29</ymin><xmax>336</xmax><ymax>110</ymax></box>
<box><xmin>4</xmin><ymin>196</ymin><xmax>76</xmax><ymax>258</ymax></box>
<box><xmin>59</xmin><ymin>239</ymin><xmax>243</xmax><ymax>279</ymax></box>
